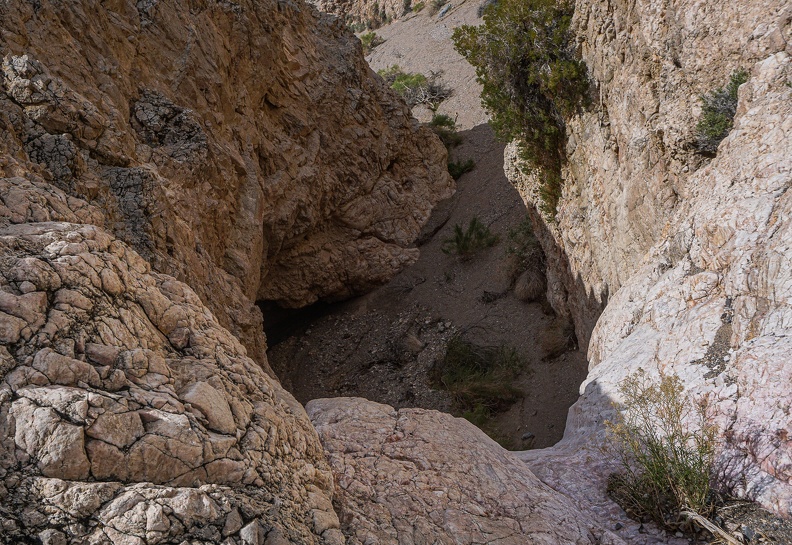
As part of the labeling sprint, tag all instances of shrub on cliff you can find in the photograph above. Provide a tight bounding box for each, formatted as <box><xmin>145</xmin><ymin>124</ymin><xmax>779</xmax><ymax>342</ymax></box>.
<box><xmin>428</xmin><ymin>113</ymin><xmax>463</xmax><ymax>149</ymax></box>
<box><xmin>377</xmin><ymin>66</ymin><xmax>452</xmax><ymax>110</ymax></box>
<box><xmin>452</xmin><ymin>0</ymin><xmax>588</xmax><ymax>216</ymax></box>
<box><xmin>695</xmin><ymin>69</ymin><xmax>749</xmax><ymax>154</ymax></box>
<box><xmin>360</xmin><ymin>31</ymin><xmax>384</xmax><ymax>54</ymax></box>
<box><xmin>606</xmin><ymin>371</ymin><xmax>717</xmax><ymax>534</ymax></box>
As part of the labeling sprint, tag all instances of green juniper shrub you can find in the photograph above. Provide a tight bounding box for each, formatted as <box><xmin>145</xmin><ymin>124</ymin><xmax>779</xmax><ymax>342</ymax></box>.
<box><xmin>428</xmin><ymin>113</ymin><xmax>463</xmax><ymax>149</ymax></box>
<box><xmin>695</xmin><ymin>69</ymin><xmax>749</xmax><ymax>154</ymax></box>
<box><xmin>441</xmin><ymin>217</ymin><xmax>497</xmax><ymax>257</ymax></box>
<box><xmin>452</xmin><ymin>0</ymin><xmax>589</xmax><ymax>218</ymax></box>
<box><xmin>605</xmin><ymin>371</ymin><xmax>718</xmax><ymax>534</ymax></box>
<box><xmin>448</xmin><ymin>158</ymin><xmax>475</xmax><ymax>180</ymax></box>
<box><xmin>412</xmin><ymin>1</ymin><xmax>425</xmax><ymax>11</ymax></box>
<box><xmin>359</xmin><ymin>31</ymin><xmax>384</xmax><ymax>54</ymax></box>
<box><xmin>477</xmin><ymin>0</ymin><xmax>498</xmax><ymax>17</ymax></box>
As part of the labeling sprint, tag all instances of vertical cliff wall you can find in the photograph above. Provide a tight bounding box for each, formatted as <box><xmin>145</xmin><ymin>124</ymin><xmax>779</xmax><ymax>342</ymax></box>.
<box><xmin>509</xmin><ymin>0</ymin><xmax>792</xmax><ymax>519</ymax></box>
<box><xmin>0</xmin><ymin>0</ymin><xmax>453</xmax><ymax>368</ymax></box>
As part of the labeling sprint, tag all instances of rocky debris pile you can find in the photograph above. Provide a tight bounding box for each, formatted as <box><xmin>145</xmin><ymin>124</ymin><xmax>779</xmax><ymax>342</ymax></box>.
<box><xmin>308</xmin><ymin>397</ymin><xmax>626</xmax><ymax>545</ymax></box>
<box><xmin>0</xmin><ymin>221</ymin><xmax>342</xmax><ymax>544</ymax></box>
<box><xmin>0</xmin><ymin>0</ymin><xmax>452</xmax><ymax>369</ymax></box>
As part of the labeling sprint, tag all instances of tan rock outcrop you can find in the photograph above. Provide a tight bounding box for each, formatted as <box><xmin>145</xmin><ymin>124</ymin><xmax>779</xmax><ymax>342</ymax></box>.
<box><xmin>0</xmin><ymin>0</ymin><xmax>452</xmax><ymax>367</ymax></box>
<box><xmin>0</xmin><ymin>221</ymin><xmax>341</xmax><ymax>543</ymax></box>
<box><xmin>507</xmin><ymin>0</ymin><xmax>792</xmax><ymax>521</ymax></box>
<box><xmin>308</xmin><ymin>397</ymin><xmax>625</xmax><ymax>545</ymax></box>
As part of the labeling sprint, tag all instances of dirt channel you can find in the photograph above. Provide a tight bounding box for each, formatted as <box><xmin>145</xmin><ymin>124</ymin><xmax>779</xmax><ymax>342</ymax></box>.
<box><xmin>266</xmin><ymin>0</ymin><xmax>588</xmax><ymax>449</ymax></box>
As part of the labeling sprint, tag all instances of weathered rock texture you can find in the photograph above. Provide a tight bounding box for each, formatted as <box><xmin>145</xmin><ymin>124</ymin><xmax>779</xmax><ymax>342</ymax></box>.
<box><xmin>0</xmin><ymin>0</ymin><xmax>453</xmax><ymax>367</ymax></box>
<box><xmin>308</xmin><ymin>397</ymin><xmax>625</xmax><ymax>545</ymax></box>
<box><xmin>508</xmin><ymin>0</ymin><xmax>792</xmax><ymax>521</ymax></box>
<box><xmin>312</xmin><ymin>0</ymin><xmax>407</xmax><ymax>28</ymax></box>
<box><xmin>0</xmin><ymin>221</ymin><xmax>342</xmax><ymax>543</ymax></box>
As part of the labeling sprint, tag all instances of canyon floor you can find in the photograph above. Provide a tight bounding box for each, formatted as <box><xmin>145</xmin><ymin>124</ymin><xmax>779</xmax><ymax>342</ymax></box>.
<box><xmin>267</xmin><ymin>0</ymin><xmax>588</xmax><ymax>450</ymax></box>
<box><xmin>268</xmin><ymin>123</ymin><xmax>588</xmax><ymax>449</ymax></box>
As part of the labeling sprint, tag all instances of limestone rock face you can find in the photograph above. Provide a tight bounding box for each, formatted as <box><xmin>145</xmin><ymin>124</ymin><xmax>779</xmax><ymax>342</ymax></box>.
<box><xmin>0</xmin><ymin>0</ymin><xmax>453</xmax><ymax>367</ymax></box>
<box><xmin>308</xmin><ymin>397</ymin><xmax>625</xmax><ymax>545</ymax></box>
<box><xmin>0</xmin><ymin>221</ymin><xmax>341</xmax><ymax>543</ymax></box>
<box><xmin>507</xmin><ymin>0</ymin><xmax>792</xmax><ymax>521</ymax></box>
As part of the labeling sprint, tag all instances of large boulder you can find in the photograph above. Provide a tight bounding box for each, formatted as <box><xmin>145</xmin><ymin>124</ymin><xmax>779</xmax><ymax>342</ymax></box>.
<box><xmin>0</xmin><ymin>221</ymin><xmax>341</xmax><ymax>543</ymax></box>
<box><xmin>0</xmin><ymin>0</ymin><xmax>453</xmax><ymax>367</ymax></box>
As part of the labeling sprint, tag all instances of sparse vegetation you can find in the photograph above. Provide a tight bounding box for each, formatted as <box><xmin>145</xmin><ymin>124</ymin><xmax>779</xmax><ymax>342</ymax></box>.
<box><xmin>539</xmin><ymin>316</ymin><xmax>575</xmax><ymax>358</ymax></box>
<box><xmin>606</xmin><ymin>371</ymin><xmax>718</xmax><ymax>535</ymax></box>
<box><xmin>428</xmin><ymin>114</ymin><xmax>463</xmax><ymax>149</ymax></box>
<box><xmin>433</xmin><ymin>335</ymin><xmax>524</xmax><ymax>415</ymax></box>
<box><xmin>477</xmin><ymin>0</ymin><xmax>497</xmax><ymax>17</ymax></box>
<box><xmin>695</xmin><ymin>69</ymin><xmax>749</xmax><ymax>154</ymax></box>
<box><xmin>452</xmin><ymin>0</ymin><xmax>589</xmax><ymax>217</ymax></box>
<box><xmin>347</xmin><ymin>21</ymin><xmax>368</xmax><ymax>33</ymax></box>
<box><xmin>505</xmin><ymin>217</ymin><xmax>542</xmax><ymax>278</ymax></box>
<box><xmin>538</xmin><ymin>171</ymin><xmax>563</xmax><ymax>218</ymax></box>
<box><xmin>359</xmin><ymin>31</ymin><xmax>384</xmax><ymax>54</ymax></box>
<box><xmin>504</xmin><ymin>217</ymin><xmax>546</xmax><ymax>302</ymax></box>
<box><xmin>448</xmin><ymin>158</ymin><xmax>475</xmax><ymax>180</ymax></box>
<box><xmin>441</xmin><ymin>217</ymin><xmax>498</xmax><ymax>257</ymax></box>
<box><xmin>412</xmin><ymin>1</ymin><xmax>425</xmax><ymax>11</ymax></box>
<box><xmin>428</xmin><ymin>0</ymin><xmax>447</xmax><ymax>15</ymax></box>
<box><xmin>377</xmin><ymin>65</ymin><xmax>452</xmax><ymax>109</ymax></box>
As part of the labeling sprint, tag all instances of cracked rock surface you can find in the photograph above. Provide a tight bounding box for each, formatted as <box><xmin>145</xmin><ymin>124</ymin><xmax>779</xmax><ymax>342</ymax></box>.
<box><xmin>308</xmin><ymin>397</ymin><xmax>625</xmax><ymax>545</ymax></box>
<box><xmin>0</xmin><ymin>221</ymin><xmax>341</xmax><ymax>544</ymax></box>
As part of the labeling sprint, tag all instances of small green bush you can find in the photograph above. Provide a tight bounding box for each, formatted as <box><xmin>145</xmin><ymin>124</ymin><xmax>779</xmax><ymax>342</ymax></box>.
<box><xmin>441</xmin><ymin>217</ymin><xmax>497</xmax><ymax>257</ymax></box>
<box><xmin>377</xmin><ymin>66</ymin><xmax>452</xmax><ymax>109</ymax></box>
<box><xmin>434</xmin><ymin>335</ymin><xmax>523</xmax><ymax>413</ymax></box>
<box><xmin>538</xmin><ymin>171</ymin><xmax>563</xmax><ymax>218</ymax></box>
<box><xmin>695</xmin><ymin>69</ymin><xmax>749</xmax><ymax>154</ymax></box>
<box><xmin>452</xmin><ymin>0</ymin><xmax>589</xmax><ymax>217</ymax></box>
<box><xmin>428</xmin><ymin>114</ymin><xmax>463</xmax><ymax>149</ymax></box>
<box><xmin>359</xmin><ymin>31</ymin><xmax>384</xmax><ymax>54</ymax></box>
<box><xmin>412</xmin><ymin>1</ymin><xmax>425</xmax><ymax>11</ymax></box>
<box><xmin>505</xmin><ymin>217</ymin><xmax>542</xmax><ymax>277</ymax></box>
<box><xmin>606</xmin><ymin>371</ymin><xmax>717</xmax><ymax>534</ymax></box>
<box><xmin>448</xmin><ymin>158</ymin><xmax>475</xmax><ymax>180</ymax></box>
<box><xmin>347</xmin><ymin>21</ymin><xmax>367</xmax><ymax>33</ymax></box>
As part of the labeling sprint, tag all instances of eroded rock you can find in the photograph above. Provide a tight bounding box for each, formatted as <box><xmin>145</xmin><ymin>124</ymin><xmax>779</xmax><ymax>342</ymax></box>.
<box><xmin>308</xmin><ymin>397</ymin><xmax>626</xmax><ymax>545</ymax></box>
<box><xmin>0</xmin><ymin>0</ymin><xmax>452</xmax><ymax>369</ymax></box>
<box><xmin>0</xmin><ymin>223</ymin><xmax>339</xmax><ymax>543</ymax></box>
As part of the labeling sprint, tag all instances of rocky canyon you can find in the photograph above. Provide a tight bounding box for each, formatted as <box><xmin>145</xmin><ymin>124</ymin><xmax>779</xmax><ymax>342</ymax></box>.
<box><xmin>0</xmin><ymin>0</ymin><xmax>790</xmax><ymax>544</ymax></box>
